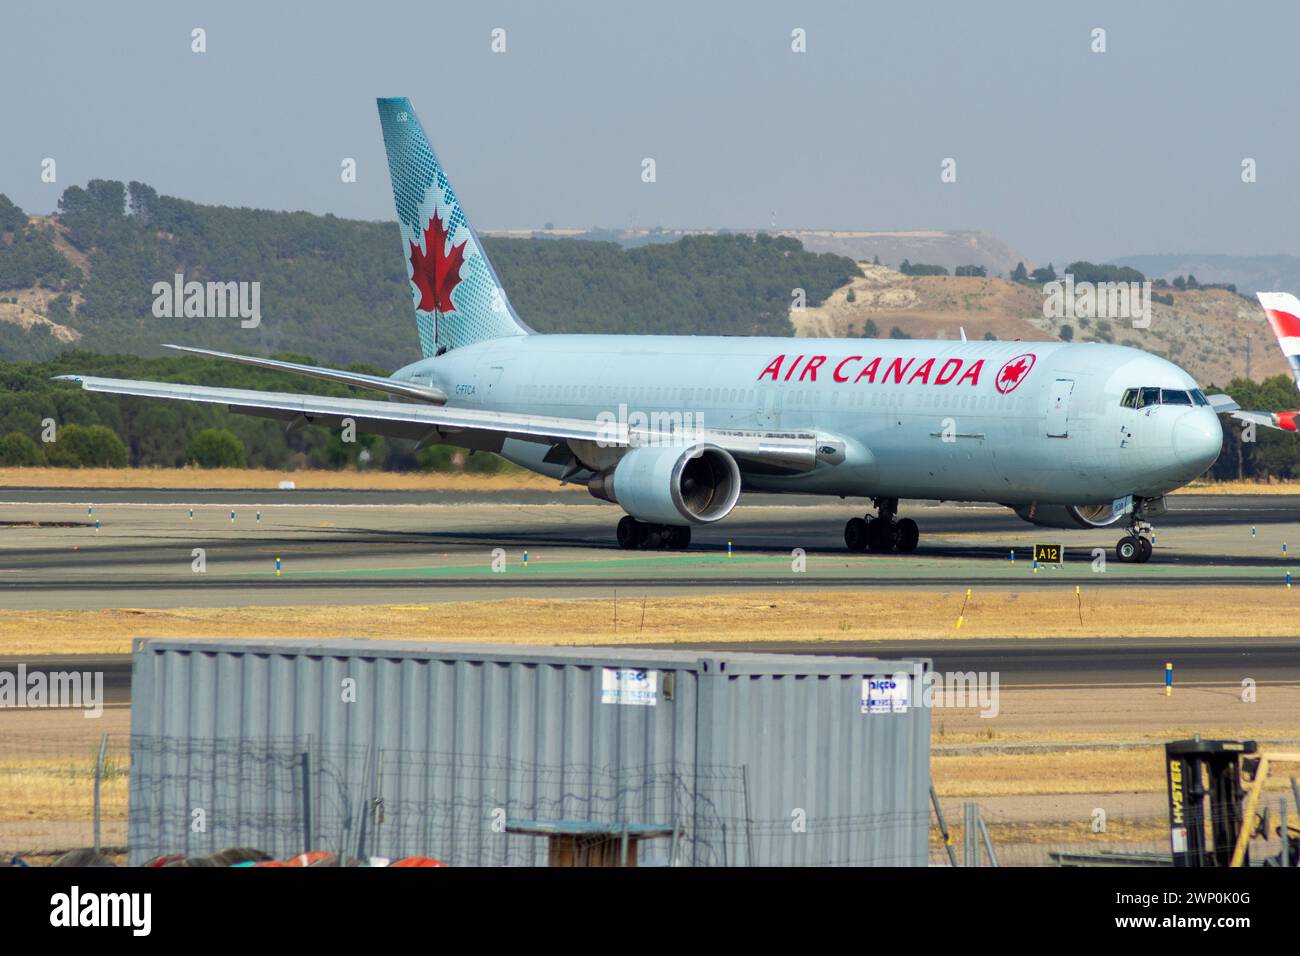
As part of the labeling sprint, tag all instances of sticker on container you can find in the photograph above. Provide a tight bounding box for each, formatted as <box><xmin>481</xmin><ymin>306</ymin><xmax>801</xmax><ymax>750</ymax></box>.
<box><xmin>602</xmin><ymin>667</ymin><xmax>658</xmax><ymax>706</ymax></box>
<box><xmin>1170</xmin><ymin>827</ymin><xmax>1187</xmax><ymax>854</ymax></box>
<box><xmin>861</xmin><ymin>674</ymin><xmax>910</xmax><ymax>714</ymax></box>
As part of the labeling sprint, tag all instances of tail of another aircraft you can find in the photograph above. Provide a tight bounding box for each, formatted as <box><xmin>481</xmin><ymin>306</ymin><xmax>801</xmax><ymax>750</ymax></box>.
<box><xmin>1257</xmin><ymin>292</ymin><xmax>1300</xmax><ymax>393</ymax></box>
<box><xmin>377</xmin><ymin>97</ymin><xmax>530</xmax><ymax>358</ymax></box>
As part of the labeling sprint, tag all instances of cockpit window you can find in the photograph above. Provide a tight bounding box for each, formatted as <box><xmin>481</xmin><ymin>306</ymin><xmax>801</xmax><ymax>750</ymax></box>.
<box><xmin>1123</xmin><ymin>386</ymin><xmax>1208</xmax><ymax>408</ymax></box>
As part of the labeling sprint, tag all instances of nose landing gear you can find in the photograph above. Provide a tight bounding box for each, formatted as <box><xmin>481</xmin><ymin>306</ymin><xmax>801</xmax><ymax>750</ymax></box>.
<box><xmin>1116</xmin><ymin>506</ymin><xmax>1154</xmax><ymax>563</ymax></box>
<box><xmin>844</xmin><ymin>498</ymin><xmax>919</xmax><ymax>554</ymax></box>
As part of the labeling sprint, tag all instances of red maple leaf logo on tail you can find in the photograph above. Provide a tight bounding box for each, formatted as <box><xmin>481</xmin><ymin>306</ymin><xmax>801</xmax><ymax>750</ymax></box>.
<box><xmin>994</xmin><ymin>353</ymin><xmax>1036</xmax><ymax>394</ymax></box>
<box><xmin>408</xmin><ymin>209</ymin><xmax>467</xmax><ymax>314</ymax></box>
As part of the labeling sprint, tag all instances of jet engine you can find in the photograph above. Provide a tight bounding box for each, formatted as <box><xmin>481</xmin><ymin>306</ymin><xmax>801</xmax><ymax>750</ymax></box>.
<box><xmin>1011</xmin><ymin>502</ymin><xmax>1125</xmax><ymax>529</ymax></box>
<box><xmin>588</xmin><ymin>443</ymin><xmax>741</xmax><ymax>525</ymax></box>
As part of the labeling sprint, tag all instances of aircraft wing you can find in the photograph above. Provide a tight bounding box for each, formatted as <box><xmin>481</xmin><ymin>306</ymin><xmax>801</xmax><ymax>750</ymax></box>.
<box><xmin>159</xmin><ymin>344</ymin><xmax>448</xmax><ymax>404</ymax></box>
<box><xmin>54</xmin><ymin>374</ymin><xmax>827</xmax><ymax>471</ymax></box>
<box><xmin>1227</xmin><ymin>409</ymin><xmax>1299</xmax><ymax>432</ymax></box>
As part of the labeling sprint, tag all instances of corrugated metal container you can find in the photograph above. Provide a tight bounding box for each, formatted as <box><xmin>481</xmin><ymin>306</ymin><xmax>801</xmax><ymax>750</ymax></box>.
<box><xmin>129</xmin><ymin>639</ymin><xmax>931</xmax><ymax>866</ymax></box>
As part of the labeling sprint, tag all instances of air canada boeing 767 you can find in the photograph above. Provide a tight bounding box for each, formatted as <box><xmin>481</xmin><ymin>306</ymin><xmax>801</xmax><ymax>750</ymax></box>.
<box><xmin>58</xmin><ymin>97</ymin><xmax>1235</xmax><ymax>563</ymax></box>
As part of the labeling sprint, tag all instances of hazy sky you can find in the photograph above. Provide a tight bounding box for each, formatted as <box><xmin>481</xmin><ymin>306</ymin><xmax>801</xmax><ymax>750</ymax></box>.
<box><xmin>3</xmin><ymin>0</ymin><xmax>1297</xmax><ymax>264</ymax></box>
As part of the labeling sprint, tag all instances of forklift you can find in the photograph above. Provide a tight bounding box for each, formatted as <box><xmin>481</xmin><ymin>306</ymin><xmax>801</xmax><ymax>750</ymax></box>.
<box><xmin>1165</xmin><ymin>738</ymin><xmax>1300</xmax><ymax>867</ymax></box>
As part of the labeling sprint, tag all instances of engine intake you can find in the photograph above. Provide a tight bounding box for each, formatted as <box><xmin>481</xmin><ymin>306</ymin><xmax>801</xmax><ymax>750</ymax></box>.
<box><xmin>589</xmin><ymin>443</ymin><xmax>741</xmax><ymax>525</ymax></box>
<box><xmin>1012</xmin><ymin>502</ymin><xmax>1125</xmax><ymax>529</ymax></box>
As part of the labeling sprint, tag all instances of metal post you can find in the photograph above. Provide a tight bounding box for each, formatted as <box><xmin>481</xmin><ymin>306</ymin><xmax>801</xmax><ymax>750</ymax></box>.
<box><xmin>741</xmin><ymin>764</ymin><xmax>755</xmax><ymax>866</ymax></box>
<box><xmin>962</xmin><ymin>802</ymin><xmax>972</xmax><ymax>867</ymax></box>
<box><xmin>977</xmin><ymin>812</ymin><xmax>999</xmax><ymax>867</ymax></box>
<box><xmin>371</xmin><ymin>748</ymin><xmax>384</xmax><ymax>862</ymax></box>
<box><xmin>93</xmin><ymin>734</ymin><xmax>108</xmax><ymax>854</ymax></box>
<box><xmin>1281</xmin><ymin>798</ymin><xmax>1289</xmax><ymax>868</ymax></box>
<box><xmin>668</xmin><ymin>818</ymin><xmax>680</xmax><ymax>868</ymax></box>
<box><xmin>300</xmin><ymin>746</ymin><xmax>313</xmax><ymax>855</ymax></box>
<box><xmin>930</xmin><ymin>785</ymin><xmax>958</xmax><ymax>866</ymax></box>
<box><xmin>620</xmin><ymin>822</ymin><xmax>629</xmax><ymax>867</ymax></box>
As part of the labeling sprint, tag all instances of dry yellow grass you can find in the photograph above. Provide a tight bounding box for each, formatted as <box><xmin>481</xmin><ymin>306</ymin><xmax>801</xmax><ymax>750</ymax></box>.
<box><xmin>1</xmin><ymin>465</ymin><xmax>1294</xmax><ymax>495</ymax></box>
<box><xmin>931</xmin><ymin>819</ymin><xmax>1171</xmax><ymax>853</ymax></box>
<box><xmin>0</xmin><ymin>763</ymin><xmax>129</xmax><ymax>823</ymax></box>
<box><xmin>1176</xmin><ymin>479</ymin><xmax>1300</xmax><ymax>495</ymax></box>
<box><xmin>0</xmin><ymin>466</ymin><xmax>579</xmax><ymax>492</ymax></box>
<box><xmin>4</xmin><ymin>587</ymin><xmax>1300</xmax><ymax>656</ymax></box>
<box><xmin>934</xmin><ymin>749</ymin><xmax>1163</xmax><ymax>797</ymax></box>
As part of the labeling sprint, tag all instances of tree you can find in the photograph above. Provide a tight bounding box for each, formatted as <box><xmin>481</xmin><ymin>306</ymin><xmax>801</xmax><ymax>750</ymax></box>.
<box><xmin>1011</xmin><ymin>262</ymin><xmax>1028</xmax><ymax>282</ymax></box>
<box><xmin>1059</xmin><ymin>324</ymin><xmax>1074</xmax><ymax>342</ymax></box>
<box><xmin>186</xmin><ymin>428</ymin><xmax>247</xmax><ymax>468</ymax></box>
<box><xmin>1031</xmin><ymin>263</ymin><xmax>1057</xmax><ymax>283</ymax></box>
<box><xmin>0</xmin><ymin>431</ymin><xmax>44</xmax><ymax>466</ymax></box>
<box><xmin>861</xmin><ymin>318</ymin><xmax>880</xmax><ymax>338</ymax></box>
<box><xmin>889</xmin><ymin>326</ymin><xmax>912</xmax><ymax>339</ymax></box>
<box><xmin>44</xmin><ymin>424</ymin><xmax>128</xmax><ymax>467</ymax></box>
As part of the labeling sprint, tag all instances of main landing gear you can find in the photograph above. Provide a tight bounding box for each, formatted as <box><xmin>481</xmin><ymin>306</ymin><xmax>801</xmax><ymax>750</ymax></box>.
<box><xmin>844</xmin><ymin>497</ymin><xmax>919</xmax><ymax>554</ymax></box>
<box><xmin>616</xmin><ymin>515</ymin><xmax>691</xmax><ymax>551</ymax></box>
<box><xmin>1115</xmin><ymin>505</ymin><xmax>1154</xmax><ymax>564</ymax></box>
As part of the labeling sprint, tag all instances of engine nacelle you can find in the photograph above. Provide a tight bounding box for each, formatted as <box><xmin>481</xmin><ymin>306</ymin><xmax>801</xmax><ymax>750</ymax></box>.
<box><xmin>588</xmin><ymin>443</ymin><xmax>741</xmax><ymax>526</ymax></box>
<box><xmin>1012</xmin><ymin>502</ymin><xmax>1126</xmax><ymax>529</ymax></box>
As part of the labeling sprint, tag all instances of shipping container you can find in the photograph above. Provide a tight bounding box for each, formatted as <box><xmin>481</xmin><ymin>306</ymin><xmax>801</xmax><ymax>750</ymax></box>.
<box><xmin>129</xmin><ymin>639</ymin><xmax>931</xmax><ymax>866</ymax></box>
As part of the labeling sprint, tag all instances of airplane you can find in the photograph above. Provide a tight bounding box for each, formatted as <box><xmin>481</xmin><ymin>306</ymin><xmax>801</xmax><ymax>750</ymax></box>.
<box><xmin>1223</xmin><ymin>292</ymin><xmax>1300</xmax><ymax>434</ymax></box>
<box><xmin>56</xmin><ymin>96</ymin><xmax>1231</xmax><ymax>564</ymax></box>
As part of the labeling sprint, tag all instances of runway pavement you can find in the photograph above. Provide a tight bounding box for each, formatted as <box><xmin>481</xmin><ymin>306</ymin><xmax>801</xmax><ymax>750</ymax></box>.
<box><xmin>4</xmin><ymin>634</ymin><xmax>1296</xmax><ymax>706</ymax></box>
<box><xmin>1</xmin><ymin>492</ymin><xmax>1298</xmax><ymax>608</ymax></box>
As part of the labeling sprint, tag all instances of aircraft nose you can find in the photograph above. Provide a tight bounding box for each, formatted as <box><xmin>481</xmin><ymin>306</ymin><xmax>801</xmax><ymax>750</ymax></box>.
<box><xmin>1172</xmin><ymin>411</ymin><xmax>1222</xmax><ymax>475</ymax></box>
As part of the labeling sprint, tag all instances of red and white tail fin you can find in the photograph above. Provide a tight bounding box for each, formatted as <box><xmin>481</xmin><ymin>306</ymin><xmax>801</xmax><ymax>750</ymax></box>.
<box><xmin>1256</xmin><ymin>292</ymin><xmax>1300</xmax><ymax>393</ymax></box>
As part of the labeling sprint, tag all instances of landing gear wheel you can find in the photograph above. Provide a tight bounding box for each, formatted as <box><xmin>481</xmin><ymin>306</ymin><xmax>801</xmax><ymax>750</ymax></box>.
<box><xmin>844</xmin><ymin>517</ymin><xmax>869</xmax><ymax>552</ymax></box>
<box><xmin>866</xmin><ymin>518</ymin><xmax>895</xmax><ymax>553</ymax></box>
<box><xmin>1116</xmin><ymin>535</ymin><xmax>1140</xmax><ymax>563</ymax></box>
<box><xmin>1136</xmin><ymin>536</ymin><xmax>1152</xmax><ymax>563</ymax></box>
<box><xmin>617</xmin><ymin>516</ymin><xmax>642</xmax><ymax>550</ymax></box>
<box><xmin>664</xmin><ymin>526</ymin><xmax>691</xmax><ymax>550</ymax></box>
<box><xmin>895</xmin><ymin>518</ymin><xmax>920</xmax><ymax>553</ymax></box>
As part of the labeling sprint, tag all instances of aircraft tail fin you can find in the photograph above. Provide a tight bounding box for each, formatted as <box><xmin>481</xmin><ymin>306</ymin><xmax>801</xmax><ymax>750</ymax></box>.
<box><xmin>1256</xmin><ymin>292</ymin><xmax>1300</xmax><ymax>393</ymax></box>
<box><xmin>377</xmin><ymin>97</ymin><xmax>530</xmax><ymax>358</ymax></box>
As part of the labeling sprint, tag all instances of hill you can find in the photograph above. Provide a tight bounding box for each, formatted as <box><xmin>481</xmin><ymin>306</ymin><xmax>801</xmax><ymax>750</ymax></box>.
<box><xmin>0</xmin><ymin>183</ymin><xmax>859</xmax><ymax>367</ymax></box>
<box><xmin>794</xmin><ymin>264</ymin><xmax>1283</xmax><ymax>388</ymax></box>
<box><xmin>1110</xmin><ymin>253</ymin><xmax>1300</xmax><ymax>297</ymax></box>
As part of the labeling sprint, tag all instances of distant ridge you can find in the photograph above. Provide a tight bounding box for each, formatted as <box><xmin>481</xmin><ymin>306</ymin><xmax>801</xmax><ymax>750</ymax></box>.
<box><xmin>1110</xmin><ymin>253</ymin><xmax>1300</xmax><ymax>295</ymax></box>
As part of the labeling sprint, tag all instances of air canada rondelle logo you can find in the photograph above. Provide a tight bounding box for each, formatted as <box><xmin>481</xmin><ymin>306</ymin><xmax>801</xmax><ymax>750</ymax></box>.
<box><xmin>994</xmin><ymin>353</ymin><xmax>1036</xmax><ymax>394</ymax></box>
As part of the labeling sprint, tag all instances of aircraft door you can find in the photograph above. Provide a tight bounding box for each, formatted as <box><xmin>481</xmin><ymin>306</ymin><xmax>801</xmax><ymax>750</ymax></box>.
<box><xmin>1045</xmin><ymin>378</ymin><xmax>1074</xmax><ymax>438</ymax></box>
<box><xmin>757</xmin><ymin>384</ymin><xmax>784</xmax><ymax>429</ymax></box>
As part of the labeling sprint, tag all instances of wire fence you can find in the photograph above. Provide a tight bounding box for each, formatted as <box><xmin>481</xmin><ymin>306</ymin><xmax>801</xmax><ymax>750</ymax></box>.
<box><xmin>0</xmin><ymin>732</ymin><xmax>130</xmax><ymax>859</ymax></box>
<box><xmin>7</xmin><ymin>733</ymin><xmax>1291</xmax><ymax>866</ymax></box>
<box><xmin>3</xmin><ymin>731</ymin><xmax>930</xmax><ymax>865</ymax></box>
